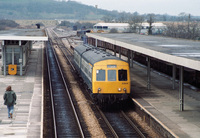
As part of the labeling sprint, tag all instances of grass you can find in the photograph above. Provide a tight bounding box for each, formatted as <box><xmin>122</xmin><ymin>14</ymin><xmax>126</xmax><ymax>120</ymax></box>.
<box><xmin>15</xmin><ymin>20</ymin><xmax>58</xmax><ymax>26</ymax></box>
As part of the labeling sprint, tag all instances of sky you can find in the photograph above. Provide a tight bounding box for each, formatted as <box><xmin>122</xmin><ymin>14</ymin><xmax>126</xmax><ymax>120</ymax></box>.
<box><xmin>71</xmin><ymin>0</ymin><xmax>200</xmax><ymax>16</ymax></box>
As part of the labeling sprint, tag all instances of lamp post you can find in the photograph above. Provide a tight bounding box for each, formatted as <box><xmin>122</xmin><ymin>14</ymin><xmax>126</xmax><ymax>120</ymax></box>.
<box><xmin>95</xmin><ymin>5</ymin><xmax>98</xmax><ymax>21</ymax></box>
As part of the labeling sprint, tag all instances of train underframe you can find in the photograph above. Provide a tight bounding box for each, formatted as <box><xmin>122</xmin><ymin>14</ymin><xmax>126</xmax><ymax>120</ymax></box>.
<box><xmin>90</xmin><ymin>93</ymin><xmax>129</xmax><ymax>104</ymax></box>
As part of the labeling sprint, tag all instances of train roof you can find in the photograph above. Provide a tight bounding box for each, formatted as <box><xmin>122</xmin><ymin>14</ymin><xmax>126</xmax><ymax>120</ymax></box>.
<box><xmin>94</xmin><ymin>23</ymin><xmax>129</xmax><ymax>27</ymax></box>
<box><xmin>74</xmin><ymin>44</ymin><xmax>125</xmax><ymax>65</ymax></box>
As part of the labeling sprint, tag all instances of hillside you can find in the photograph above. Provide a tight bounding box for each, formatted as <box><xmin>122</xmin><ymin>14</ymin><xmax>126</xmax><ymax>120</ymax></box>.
<box><xmin>1</xmin><ymin>0</ymin><xmax>200</xmax><ymax>22</ymax></box>
<box><xmin>0</xmin><ymin>0</ymin><xmax>114</xmax><ymax>20</ymax></box>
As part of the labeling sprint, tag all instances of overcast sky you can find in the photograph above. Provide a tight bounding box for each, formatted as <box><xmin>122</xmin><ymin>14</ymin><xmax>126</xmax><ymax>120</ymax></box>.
<box><xmin>73</xmin><ymin>0</ymin><xmax>200</xmax><ymax>16</ymax></box>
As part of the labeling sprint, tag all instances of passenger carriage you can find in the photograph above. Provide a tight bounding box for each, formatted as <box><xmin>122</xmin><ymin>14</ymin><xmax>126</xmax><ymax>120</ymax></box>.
<box><xmin>74</xmin><ymin>44</ymin><xmax>130</xmax><ymax>103</ymax></box>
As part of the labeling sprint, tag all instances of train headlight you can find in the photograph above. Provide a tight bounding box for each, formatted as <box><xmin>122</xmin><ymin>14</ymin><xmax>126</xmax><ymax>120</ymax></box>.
<box><xmin>123</xmin><ymin>88</ymin><xmax>127</xmax><ymax>93</ymax></box>
<box><xmin>118</xmin><ymin>88</ymin><xmax>122</xmax><ymax>92</ymax></box>
<box><xmin>98</xmin><ymin>88</ymin><xmax>101</xmax><ymax>93</ymax></box>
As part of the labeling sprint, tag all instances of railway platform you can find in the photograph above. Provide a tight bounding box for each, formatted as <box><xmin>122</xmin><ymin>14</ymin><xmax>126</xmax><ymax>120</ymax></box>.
<box><xmin>0</xmin><ymin>42</ymin><xmax>44</xmax><ymax>138</ymax></box>
<box><xmin>86</xmin><ymin>32</ymin><xmax>200</xmax><ymax>138</ymax></box>
<box><xmin>130</xmin><ymin>61</ymin><xmax>200</xmax><ymax>138</ymax></box>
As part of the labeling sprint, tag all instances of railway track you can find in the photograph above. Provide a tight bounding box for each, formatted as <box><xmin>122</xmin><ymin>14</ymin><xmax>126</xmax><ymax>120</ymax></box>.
<box><xmin>97</xmin><ymin>106</ymin><xmax>146</xmax><ymax>138</ymax></box>
<box><xmin>45</xmin><ymin>28</ymin><xmax>85</xmax><ymax>137</ymax></box>
<box><xmin>48</xmin><ymin>28</ymin><xmax>147</xmax><ymax>138</ymax></box>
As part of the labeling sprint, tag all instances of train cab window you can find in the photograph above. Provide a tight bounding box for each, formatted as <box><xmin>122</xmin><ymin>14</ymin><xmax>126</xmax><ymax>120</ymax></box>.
<box><xmin>118</xmin><ymin>70</ymin><xmax>127</xmax><ymax>81</ymax></box>
<box><xmin>103</xmin><ymin>26</ymin><xmax>108</xmax><ymax>30</ymax></box>
<box><xmin>108</xmin><ymin>70</ymin><xmax>116</xmax><ymax>81</ymax></box>
<box><xmin>97</xmin><ymin>26</ymin><xmax>103</xmax><ymax>29</ymax></box>
<box><xmin>96</xmin><ymin>70</ymin><xmax>105</xmax><ymax>81</ymax></box>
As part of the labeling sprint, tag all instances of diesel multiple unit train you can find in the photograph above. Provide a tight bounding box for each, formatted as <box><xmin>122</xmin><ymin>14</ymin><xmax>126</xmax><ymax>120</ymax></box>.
<box><xmin>74</xmin><ymin>44</ymin><xmax>130</xmax><ymax>104</ymax></box>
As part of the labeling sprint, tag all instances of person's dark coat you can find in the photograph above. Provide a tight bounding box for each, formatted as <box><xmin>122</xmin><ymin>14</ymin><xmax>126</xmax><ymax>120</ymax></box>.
<box><xmin>3</xmin><ymin>91</ymin><xmax>16</xmax><ymax>106</ymax></box>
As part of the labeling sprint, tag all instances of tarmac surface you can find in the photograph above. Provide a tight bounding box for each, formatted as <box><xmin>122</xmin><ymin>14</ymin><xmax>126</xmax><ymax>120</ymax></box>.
<box><xmin>0</xmin><ymin>29</ymin><xmax>47</xmax><ymax>38</ymax></box>
<box><xmin>130</xmin><ymin>61</ymin><xmax>200</xmax><ymax>138</ymax></box>
<box><xmin>0</xmin><ymin>42</ymin><xmax>43</xmax><ymax>138</ymax></box>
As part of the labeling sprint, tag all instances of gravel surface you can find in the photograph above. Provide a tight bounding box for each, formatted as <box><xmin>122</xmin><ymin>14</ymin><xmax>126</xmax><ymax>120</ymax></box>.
<box><xmin>128</xmin><ymin>111</ymin><xmax>160</xmax><ymax>138</ymax></box>
<box><xmin>54</xmin><ymin>44</ymin><xmax>106</xmax><ymax>137</ymax></box>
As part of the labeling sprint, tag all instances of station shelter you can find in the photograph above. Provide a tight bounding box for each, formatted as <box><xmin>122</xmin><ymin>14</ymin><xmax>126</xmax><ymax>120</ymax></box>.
<box><xmin>0</xmin><ymin>29</ymin><xmax>48</xmax><ymax>76</ymax></box>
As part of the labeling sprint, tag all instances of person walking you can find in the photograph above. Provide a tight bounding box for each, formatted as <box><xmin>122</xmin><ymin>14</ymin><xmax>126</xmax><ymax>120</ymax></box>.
<box><xmin>3</xmin><ymin>86</ymin><xmax>17</xmax><ymax>118</ymax></box>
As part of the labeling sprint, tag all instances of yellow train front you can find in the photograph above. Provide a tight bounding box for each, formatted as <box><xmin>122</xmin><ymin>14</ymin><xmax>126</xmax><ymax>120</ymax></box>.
<box><xmin>74</xmin><ymin>44</ymin><xmax>130</xmax><ymax>104</ymax></box>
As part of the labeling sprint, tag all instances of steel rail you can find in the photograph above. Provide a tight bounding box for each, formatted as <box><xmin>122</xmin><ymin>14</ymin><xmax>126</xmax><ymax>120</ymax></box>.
<box><xmin>46</xmin><ymin>41</ymin><xmax>58</xmax><ymax>138</ymax></box>
<box><xmin>63</xmin><ymin>37</ymin><xmax>74</xmax><ymax>55</ymax></box>
<box><xmin>49</xmin><ymin>29</ymin><xmax>76</xmax><ymax>71</ymax></box>
<box><xmin>65</xmin><ymin>36</ymin><xmax>76</xmax><ymax>51</ymax></box>
<box><xmin>121</xmin><ymin>110</ymin><xmax>146</xmax><ymax>138</ymax></box>
<box><xmin>56</xmin><ymin>38</ymin><xmax>76</xmax><ymax>71</ymax></box>
<box><xmin>47</xmin><ymin>28</ymin><xmax>85</xmax><ymax>138</ymax></box>
<box><xmin>97</xmin><ymin>106</ymin><xmax>119</xmax><ymax>138</ymax></box>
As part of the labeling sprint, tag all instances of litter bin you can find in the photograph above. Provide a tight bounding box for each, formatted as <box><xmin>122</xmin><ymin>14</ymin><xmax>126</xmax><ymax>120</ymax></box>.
<box><xmin>8</xmin><ymin>64</ymin><xmax>17</xmax><ymax>75</ymax></box>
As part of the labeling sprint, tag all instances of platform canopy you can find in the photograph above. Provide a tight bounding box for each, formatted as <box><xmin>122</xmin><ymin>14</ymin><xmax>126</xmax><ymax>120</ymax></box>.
<box><xmin>87</xmin><ymin>33</ymin><xmax>200</xmax><ymax>71</ymax></box>
<box><xmin>0</xmin><ymin>29</ymin><xmax>48</xmax><ymax>41</ymax></box>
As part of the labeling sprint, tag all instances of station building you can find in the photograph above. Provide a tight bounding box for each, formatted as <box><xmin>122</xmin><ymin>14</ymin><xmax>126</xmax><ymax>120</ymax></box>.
<box><xmin>0</xmin><ymin>29</ymin><xmax>48</xmax><ymax>76</ymax></box>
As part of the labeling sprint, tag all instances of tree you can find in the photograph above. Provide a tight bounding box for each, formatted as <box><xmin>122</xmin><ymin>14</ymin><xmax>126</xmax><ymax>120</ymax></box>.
<box><xmin>147</xmin><ymin>14</ymin><xmax>155</xmax><ymax>35</ymax></box>
<box><xmin>59</xmin><ymin>21</ymin><xmax>72</xmax><ymax>27</ymax></box>
<box><xmin>163</xmin><ymin>21</ymin><xmax>200</xmax><ymax>40</ymax></box>
<box><xmin>102</xmin><ymin>15</ymin><xmax>114</xmax><ymax>23</ymax></box>
<box><xmin>109</xmin><ymin>28</ymin><xmax>118</xmax><ymax>33</ymax></box>
<box><xmin>128</xmin><ymin>14</ymin><xmax>144</xmax><ymax>33</ymax></box>
<box><xmin>0</xmin><ymin>19</ymin><xmax>19</xmax><ymax>30</ymax></box>
<box><xmin>190</xmin><ymin>22</ymin><xmax>200</xmax><ymax>40</ymax></box>
<box><xmin>117</xmin><ymin>12</ymin><xmax>130</xmax><ymax>23</ymax></box>
<box><xmin>178</xmin><ymin>12</ymin><xmax>188</xmax><ymax>21</ymax></box>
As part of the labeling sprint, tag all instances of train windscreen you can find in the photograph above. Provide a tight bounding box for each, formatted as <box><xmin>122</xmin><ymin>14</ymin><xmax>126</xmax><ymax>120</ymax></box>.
<box><xmin>108</xmin><ymin>70</ymin><xmax>116</xmax><ymax>81</ymax></box>
<box><xmin>118</xmin><ymin>70</ymin><xmax>127</xmax><ymax>81</ymax></box>
<box><xmin>96</xmin><ymin>70</ymin><xmax>105</xmax><ymax>81</ymax></box>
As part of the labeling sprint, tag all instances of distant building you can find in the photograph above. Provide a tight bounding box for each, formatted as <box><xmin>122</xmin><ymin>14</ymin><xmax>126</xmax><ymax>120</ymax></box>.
<box><xmin>93</xmin><ymin>22</ymin><xmax>167</xmax><ymax>35</ymax></box>
<box><xmin>138</xmin><ymin>22</ymin><xmax>167</xmax><ymax>35</ymax></box>
<box><xmin>93</xmin><ymin>23</ymin><xmax>130</xmax><ymax>33</ymax></box>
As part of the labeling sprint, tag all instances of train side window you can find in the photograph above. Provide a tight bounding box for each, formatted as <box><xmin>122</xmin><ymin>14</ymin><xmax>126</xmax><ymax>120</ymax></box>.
<box><xmin>118</xmin><ymin>70</ymin><xmax>127</xmax><ymax>81</ymax></box>
<box><xmin>108</xmin><ymin>70</ymin><xmax>116</xmax><ymax>81</ymax></box>
<box><xmin>96</xmin><ymin>70</ymin><xmax>105</xmax><ymax>81</ymax></box>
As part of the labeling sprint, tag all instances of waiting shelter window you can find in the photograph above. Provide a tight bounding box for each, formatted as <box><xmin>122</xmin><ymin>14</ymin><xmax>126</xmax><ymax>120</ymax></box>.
<box><xmin>14</xmin><ymin>53</ymin><xmax>20</xmax><ymax>65</ymax></box>
<box><xmin>6</xmin><ymin>53</ymin><xmax>12</xmax><ymax>65</ymax></box>
<box><xmin>118</xmin><ymin>69</ymin><xmax>127</xmax><ymax>81</ymax></box>
<box><xmin>108</xmin><ymin>70</ymin><xmax>116</xmax><ymax>81</ymax></box>
<box><xmin>96</xmin><ymin>70</ymin><xmax>105</xmax><ymax>81</ymax></box>
<box><xmin>6</xmin><ymin>47</ymin><xmax>21</xmax><ymax>65</ymax></box>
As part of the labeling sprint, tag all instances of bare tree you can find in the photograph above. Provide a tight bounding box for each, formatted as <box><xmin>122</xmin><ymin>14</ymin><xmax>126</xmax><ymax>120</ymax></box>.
<box><xmin>109</xmin><ymin>28</ymin><xmax>118</xmax><ymax>33</ymax></box>
<box><xmin>147</xmin><ymin>14</ymin><xmax>155</xmax><ymax>35</ymax></box>
<box><xmin>163</xmin><ymin>22</ymin><xmax>176</xmax><ymax>37</ymax></box>
<box><xmin>190</xmin><ymin>22</ymin><xmax>200</xmax><ymax>39</ymax></box>
<box><xmin>163</xmin><ymin>19</ymin><xmax>200</xmax><ymax>40</ymax></box>
<box><xmin>102</xmin><ymin>15</ymin><xmax>115</xmax><ymax>23</ymax></box>
<box><xmin>117</xmin><ymin>12</ymin><xmax>129</xmax><ymax>23</ymax></box>
<box><xmin>128</xmin><ymin>14</ymin><xmax>144</xmax><ymax>33</ymax></box>
<box><xmin>178</xmin><ymin>12</ymin><xmax>188</xmax><ymax>21</ymax></box>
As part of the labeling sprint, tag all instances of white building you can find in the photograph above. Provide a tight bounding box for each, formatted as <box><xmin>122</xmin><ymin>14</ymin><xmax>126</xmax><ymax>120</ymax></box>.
<box><xmin>139</xmin><ymin>22</ymin><xmax>167</xmax><ymax>35</ymax></box>
<box><xmin>93</xmin><ymin>22</ymin><xmax>166</xmax><ymax>34</ymax></box>
<box><xmin>93</xmin><ymin>23</ymin><xmax>130</xmax><ymax>33</ymax></box>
